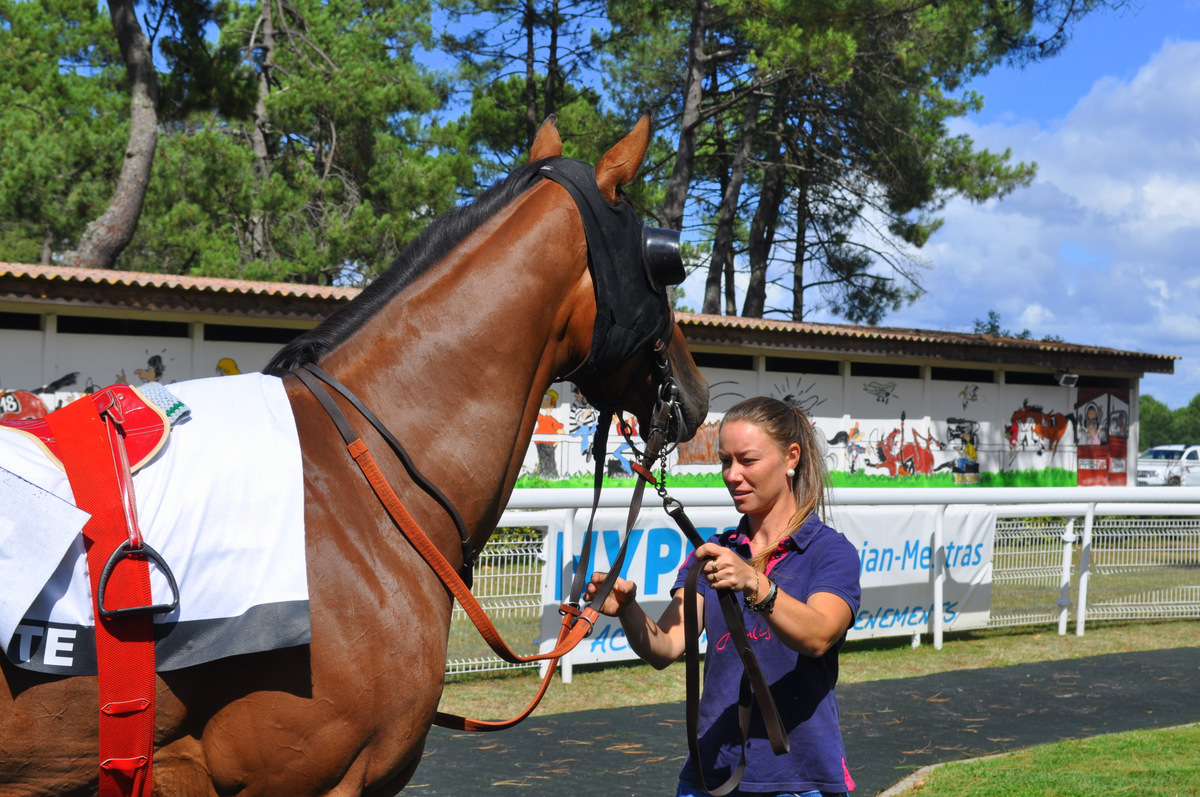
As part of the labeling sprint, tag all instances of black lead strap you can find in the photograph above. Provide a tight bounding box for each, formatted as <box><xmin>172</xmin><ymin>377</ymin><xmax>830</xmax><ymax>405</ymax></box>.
<box><xmin>666</xmin><ymin>492</ymin><xmax>789</xmax><ymax>797</ymax></box>
<box><xmin>565</xmin><ymin>421</ymin><xmax>611</xmax><ymax>610</ymax></box>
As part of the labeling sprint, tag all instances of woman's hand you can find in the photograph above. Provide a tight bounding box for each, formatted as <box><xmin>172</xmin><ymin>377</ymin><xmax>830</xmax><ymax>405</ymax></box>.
<box><xmin>585</xmin><ymin>571</ymin><xmax>639</xmax><ymax>617</ymax></box>
<box><xmin>694</xmin><ymin>542</ymin><xmax>761</xmax><ymax>601</ymax></box>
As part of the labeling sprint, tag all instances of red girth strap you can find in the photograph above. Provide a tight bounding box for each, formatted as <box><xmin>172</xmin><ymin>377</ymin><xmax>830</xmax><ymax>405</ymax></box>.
<box><xmin>45</xmin><ymin>388</ymin><xmax>157</xmax><ymax>797</ymax></box>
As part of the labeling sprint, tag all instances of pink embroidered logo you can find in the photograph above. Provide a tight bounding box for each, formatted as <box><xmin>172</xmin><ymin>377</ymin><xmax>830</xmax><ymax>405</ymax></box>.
<box><xmin>714</xmin><ymin>618</ymin><xmax>772</xmax><ymax>651</ymax></box>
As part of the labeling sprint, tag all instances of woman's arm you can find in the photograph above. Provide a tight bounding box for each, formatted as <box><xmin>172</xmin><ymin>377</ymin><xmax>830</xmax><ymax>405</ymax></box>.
<box><xmin>585</xmin><ymin>573</ymin><xmax>701</xmax><ymax>669</ymax></box>
<box><xmin>756</xmin><ymin>589</ymin><xmax>853</xmax><ymax>657</ymax></box>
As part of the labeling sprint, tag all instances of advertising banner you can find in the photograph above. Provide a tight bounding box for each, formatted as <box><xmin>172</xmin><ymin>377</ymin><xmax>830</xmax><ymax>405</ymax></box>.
<box><xmin>540</xmin><ymin>503</ymin><xmax>996</xmax><ymax>665</ymax></box>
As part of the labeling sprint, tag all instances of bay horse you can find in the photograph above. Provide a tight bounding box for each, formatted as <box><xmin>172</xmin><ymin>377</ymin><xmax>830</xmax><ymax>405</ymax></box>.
<box><xmin>0</xmin><ymin>118</ymin><xmax>709</xmax><ymax>796</ymax></box>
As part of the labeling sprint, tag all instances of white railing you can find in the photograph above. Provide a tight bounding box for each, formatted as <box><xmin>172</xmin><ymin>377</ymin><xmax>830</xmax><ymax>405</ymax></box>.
<box><xmin>444</xmin><ymin>487</ymin><xmax>1200</xmax><ymax>674</ymax></box>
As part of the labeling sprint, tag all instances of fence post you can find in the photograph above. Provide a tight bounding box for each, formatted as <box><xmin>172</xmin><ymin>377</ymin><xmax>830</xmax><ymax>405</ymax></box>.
<box><xmin>1075</xmin><ymin>503</ymin><xmax>1096</xmax><ymax>636</ymax></box>
<box><xmin>933</xmin><ymin>504</ymin><xmax>947</xmax><ymax>650</ymax></box>
<box><xmin>1057</xmin><ymin>519</ymin><xmax>1076</xmax><ymax>636</ymax></box>
<box><xmin>561</xmin><ymin>508</ymin><xmax>577</xmax><ymax>683</ymax></box>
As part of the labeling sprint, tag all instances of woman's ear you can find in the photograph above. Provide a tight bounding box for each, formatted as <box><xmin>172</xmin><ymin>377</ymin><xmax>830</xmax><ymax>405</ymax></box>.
<box><xmin>787</xmin><ymin>442</ymin><xmax>802</xmax><ymax>472</ymax></box>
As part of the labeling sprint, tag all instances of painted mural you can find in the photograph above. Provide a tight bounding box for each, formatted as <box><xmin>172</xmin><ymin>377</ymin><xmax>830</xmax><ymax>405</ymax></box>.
<box><xmin>1074</xmin><ymin>387</ymin><xmax>1130</xmax><ymax>486</ymax></box>
<box><xmin>0</xmin><ymin>350</ymin><xmax>251</xmax><ymax>421</ymax></box>
<box><xmin>515</xmin><ymin>370</ymin><xmax>1088</xmax><ymax>487</ymax></box>
<box><xmin>0</xmin><ymin>321</ymin><xmax>1115</xmax><ymax>488</ymax></box>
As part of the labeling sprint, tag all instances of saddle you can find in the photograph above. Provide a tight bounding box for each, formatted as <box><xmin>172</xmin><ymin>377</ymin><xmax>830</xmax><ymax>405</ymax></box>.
<box><xmin>1</xmin><ymin>384</ymin><xmax>174</xmax><ymax>473</ymax></box>
<box><xmin>1</xmin><ymin>384</ymin><xmax>181</xmax><ymax>797</ymax></box>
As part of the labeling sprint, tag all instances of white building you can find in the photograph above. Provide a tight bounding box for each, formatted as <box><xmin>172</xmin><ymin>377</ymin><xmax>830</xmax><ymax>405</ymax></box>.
<box><xmin>1</xmin><ymin>263</ymin><xmax>1175</xmax><ymax>487</ymax></box>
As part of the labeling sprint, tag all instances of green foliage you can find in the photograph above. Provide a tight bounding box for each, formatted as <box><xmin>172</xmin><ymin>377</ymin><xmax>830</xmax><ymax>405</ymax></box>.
<box><xmin>971</xmin><ymin>309</ymin><xmax>1063</xmax><ymax>342</ymax></box>
<box><xmin>0</xmin><ymin>0</ymin><xmax>126</xmax><ymax>262</ymax></box>
<box><xmin>0</xmin><ymin>0</ymin><xmax>461</xmax><ymax>281</ymax></box>
<box><xmin>973</xmin><ymin>309</ymin><xmax>1031</xmax><ymax>339</ymax></box>
<box><xmin>1143</xmin><ymin>391</ymin><xmax>1200</xmax><ymax>449</ymax></box>
<box><xmin>825</xmin><ymin>469</ymin><xmax>1077</xmax><ymax>488</ymax></box>
<box><xmin>598</xmin><ymin>0</ymin><xmax>1083</xmax><ymax>323</ymax></box>
<box><xmin>0</xmin><ymin>0</ymin><xmax>1119</xmax><ymax>309</ymax></box>
<box><xmin>1138</xmin><ymin>394</ymin><xmax>1175</xmax><ymax>449</ymax></box>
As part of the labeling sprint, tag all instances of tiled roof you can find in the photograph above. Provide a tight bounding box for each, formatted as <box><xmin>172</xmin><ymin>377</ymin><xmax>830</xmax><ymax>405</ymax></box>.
<box><xmin>0</xmin><ymin>262</ymin><xmax>356</xmax><ymax>301</ymax></box>
<box><xmin>0</xmin><ymin>263</ymin><xmax>1176</xmax><ymax>373</ymax></box>
<box><xmin>0</xmin><ymin>262</ymin><xmax>354</xmax><ymax>323</ymax></box>
<box><xmin>679</xmin><ymin>312</ymin><xmax>1175</xmax><ymax>362</ymax></box>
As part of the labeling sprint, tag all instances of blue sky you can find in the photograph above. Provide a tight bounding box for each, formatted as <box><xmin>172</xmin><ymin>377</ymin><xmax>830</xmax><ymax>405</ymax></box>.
<box><xmin>678</xmin><ymin>0</ymin><xmax>1200</xmax><ymax>409</ymax></box>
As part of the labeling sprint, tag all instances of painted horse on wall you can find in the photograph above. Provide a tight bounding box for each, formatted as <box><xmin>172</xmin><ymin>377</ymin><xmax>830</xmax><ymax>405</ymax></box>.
<box><xmin>0</xmin><ymin>118</ymin><xmax>709</xmax><ymax>796</ymax></box>
<box><xmin>1008</xmin><ymin>399</ymin><xmax>1074</xmax><ymax>462</ymax></box>
<box><xmin>869</xmin><ymin>411</ymin><xmax>944</xmax><ymax>477</ymax></box>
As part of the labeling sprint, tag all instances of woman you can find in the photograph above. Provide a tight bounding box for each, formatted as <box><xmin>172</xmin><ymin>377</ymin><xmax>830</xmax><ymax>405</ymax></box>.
<box><xmin>586</xmin><ymin>396</ymin><xmax>861</xmax><ymax>796</ymax></box>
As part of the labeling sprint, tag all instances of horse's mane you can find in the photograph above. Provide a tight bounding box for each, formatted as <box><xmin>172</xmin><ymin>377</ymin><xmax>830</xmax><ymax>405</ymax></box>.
<box><xmin>264</xmin><ymin>159</ymin><xmax>556</xmax><ymax>375</ymax></box>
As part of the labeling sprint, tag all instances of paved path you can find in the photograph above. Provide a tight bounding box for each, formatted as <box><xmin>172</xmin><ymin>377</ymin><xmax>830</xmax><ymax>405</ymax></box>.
<box><xmin>409</xmin><ymin>646</ymin><xmax>1200</xmax><ymax>796</ymax></box>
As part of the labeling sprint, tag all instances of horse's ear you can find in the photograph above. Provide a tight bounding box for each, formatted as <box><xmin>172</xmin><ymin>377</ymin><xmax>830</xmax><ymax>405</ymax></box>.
<box><xmin>530</xmin><ymin>115</ymin><xmax>562</xmax><ymax>162</ymax></box>
<box><xmin>595</xmin><ymin>116</ymin><xmax>650</xmax><ymax>203</ymax></box>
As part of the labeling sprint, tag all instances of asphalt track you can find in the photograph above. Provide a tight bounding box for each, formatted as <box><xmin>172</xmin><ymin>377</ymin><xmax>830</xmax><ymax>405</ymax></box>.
<box><xmin>408</xmin><ymin>646</ymin><xmax>1200</xmax><ymax>796</ymax></box>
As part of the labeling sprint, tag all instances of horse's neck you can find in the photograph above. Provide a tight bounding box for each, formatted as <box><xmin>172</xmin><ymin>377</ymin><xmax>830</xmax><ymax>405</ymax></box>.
<box><xmin>319</xmin><ymin>187</ymin><xmax>589</xmax><ymax>543</ymax></box>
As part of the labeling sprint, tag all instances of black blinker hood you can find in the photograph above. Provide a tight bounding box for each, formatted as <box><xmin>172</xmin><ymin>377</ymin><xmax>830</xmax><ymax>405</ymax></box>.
<box><xmin>539</xmin><ymin>158</ymin><xmax>672</xmax><ymax>384</ymax></box>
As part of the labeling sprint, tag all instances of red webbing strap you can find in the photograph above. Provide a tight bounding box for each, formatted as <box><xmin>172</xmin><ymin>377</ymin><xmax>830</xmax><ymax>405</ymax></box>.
<box><xmin>45</xmin><ymin>397</ymin><xmax>156</xmax><ymax>797</ymax></box>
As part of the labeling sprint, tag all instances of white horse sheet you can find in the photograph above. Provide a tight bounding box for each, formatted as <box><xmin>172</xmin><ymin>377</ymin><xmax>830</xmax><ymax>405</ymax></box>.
<box><xmin>0</xmin><ymin>373</ymin><xmax>309</xmax><ymax>675</ymax></box>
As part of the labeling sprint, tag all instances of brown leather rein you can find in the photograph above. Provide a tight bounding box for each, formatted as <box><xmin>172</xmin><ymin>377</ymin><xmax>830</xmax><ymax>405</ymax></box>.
<box><xmin>291</xmin><ymin>343</ymin><xmax>785</xmax><ymax>791</ymax></box>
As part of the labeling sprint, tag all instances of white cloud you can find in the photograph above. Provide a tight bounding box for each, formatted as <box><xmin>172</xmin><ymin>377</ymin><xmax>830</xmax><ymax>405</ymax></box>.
<box><xmin>875</xmin><ymin>39</ymin><xmax>1200</xmax><ymax>407</ymax></box>
<box><xmin>679</xmin><ymin>39</ymin><xmax>1200</xmax><ymax>407</ymax></box>
<box><xmin>1018</xmin><ymin>303</ymin><xmax>1055</xmax><ymax>327</ymax></box>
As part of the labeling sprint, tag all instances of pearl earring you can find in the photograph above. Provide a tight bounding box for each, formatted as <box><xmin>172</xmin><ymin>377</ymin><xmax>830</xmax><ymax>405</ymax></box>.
<box><xmin>786</xmin><ymin>468</ymin><xmax>796</xmax><ymax>477</ymax></box>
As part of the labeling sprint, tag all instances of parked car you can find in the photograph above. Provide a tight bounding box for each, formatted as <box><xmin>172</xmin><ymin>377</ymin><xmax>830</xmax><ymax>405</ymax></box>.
<box><xmin>1182</xmin><ymin>451</ymin><xmax>1200</xmax><ymax>487</ymax></box>
<box><xmin>1137</xmin><ymin>444</ymin><xmax>1200</xmax><ymax>486</ymax></box>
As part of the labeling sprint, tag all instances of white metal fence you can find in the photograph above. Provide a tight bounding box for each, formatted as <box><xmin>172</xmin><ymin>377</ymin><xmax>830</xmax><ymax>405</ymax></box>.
<box><xmin>445</xmin><ymin>533</ymin><xmax>544</xmax><ymax>675</ymax></box>
<box><xmin>445</xmin><ymin>487</ymin><xmax>1200</xmax><ymax>674</ymax></box>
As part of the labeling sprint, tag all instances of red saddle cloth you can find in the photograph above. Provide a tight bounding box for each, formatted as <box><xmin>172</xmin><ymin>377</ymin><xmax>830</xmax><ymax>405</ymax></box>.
<box><xmin>3</xmin><ymin>386</ymin><xmax>170</xmax><ymax>797</ymax></box>
<box><xmin>1</xmin><ymin>385</ymin><xmax>169</xmax><ymax>472</ymax></box>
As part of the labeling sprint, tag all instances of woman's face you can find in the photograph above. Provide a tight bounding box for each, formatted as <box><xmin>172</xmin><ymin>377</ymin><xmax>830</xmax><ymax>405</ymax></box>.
<box><xmin>718</xmin><ymin>420</ymin><xmax>800</xmax><ymax>517</ymax></box>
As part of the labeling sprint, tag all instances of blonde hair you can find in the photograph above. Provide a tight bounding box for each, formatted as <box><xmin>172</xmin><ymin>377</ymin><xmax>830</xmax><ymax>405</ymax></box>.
<box><xmin>720</xmin><ymin>396</ymin><xmax>828</xmax><ymax>570</ymax></box>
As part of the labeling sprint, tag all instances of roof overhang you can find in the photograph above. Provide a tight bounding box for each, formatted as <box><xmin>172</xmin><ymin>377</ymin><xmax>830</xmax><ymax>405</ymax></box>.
<box><xmin>0</xmin><ymin>263</ymin><xmax>1178</xmax><ymax>376</ymax></box>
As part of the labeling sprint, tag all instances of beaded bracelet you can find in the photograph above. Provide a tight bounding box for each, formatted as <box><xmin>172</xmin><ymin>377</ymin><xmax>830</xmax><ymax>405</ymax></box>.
<box><xmin>745</xmin><ymin>578</ymin><xmax>778</xmax><ymax>613</ymax></box>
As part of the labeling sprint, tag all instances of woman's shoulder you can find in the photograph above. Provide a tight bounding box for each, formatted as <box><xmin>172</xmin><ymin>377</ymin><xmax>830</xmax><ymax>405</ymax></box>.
<box><xmin>794</xmin><ymin>514</ymin><xmax>859</xmax><ymax>560</ymax></box>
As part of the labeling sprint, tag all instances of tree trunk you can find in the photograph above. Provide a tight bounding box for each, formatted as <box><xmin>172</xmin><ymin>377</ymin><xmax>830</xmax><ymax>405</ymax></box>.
<box><xmin>544</xmin><ymin>0</ymin><xmax>561</xmax><ymax>120</ymax></box>
<box><xmin>791</xmin><ymin>175</ymin><xmax>809</xmax><ymax>320</ymax></box>
<box><xmin>248</xmin><ymin>0</ymin><xmax>277</xmax><ymax>264</ymax></box>
<box><xmin>41</xmin><ymin>227</ymin><xmax>53</xmax><ymax>266</ymax></box>
<box><xmin>742</xmin><ymin>91</ymin><xmax>790</xmax><ymax>318</ymax></box>
<box><xmin>703</xmin><ymin>87</ymin><xmax>761</xmax><ymax>315</ymax></box>
<box><xmin>661</xmin><ymin>0</ymin><xmax>708</xmax><ymax>232</ymax></box>
<box><xmin>62</xmin><ymin>0</ymin><xmax>157</xmax><ymax>270</ymax></box>
<box><xmin>524</xmin><ymin>0</ymin><xmax>538</xmax><ymax>152</ymax></box>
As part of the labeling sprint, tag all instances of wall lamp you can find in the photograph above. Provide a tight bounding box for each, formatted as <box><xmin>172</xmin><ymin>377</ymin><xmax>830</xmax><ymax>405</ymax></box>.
<box><xmin>1056</xmin><ymin>370</ymin><xmax>1079</xmax><ymax>387</ymax></box>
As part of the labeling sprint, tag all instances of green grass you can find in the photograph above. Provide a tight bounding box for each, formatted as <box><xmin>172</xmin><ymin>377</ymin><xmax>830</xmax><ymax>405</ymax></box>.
<box><xmin>514</xmin><ymin>471</ymin><xmax>727</xmax><ymax>489</ymax></box>
<box><xmin>826</xmin><ymin>469</ymin><xmax>1077</xmax><ymax>488</ymax></box>
<box><xmin>515</xmin><ymin>469</ymin><xmax>1078</xmax><ymax>489</ymax></box>
<box><xmin>892</xmin><ymin>724</ymin><xmax>1200</xmax><ymax>796</ymax></box>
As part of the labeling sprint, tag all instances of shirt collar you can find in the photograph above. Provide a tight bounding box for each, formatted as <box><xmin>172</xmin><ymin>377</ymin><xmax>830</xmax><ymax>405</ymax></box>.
<box><xmin>719</xmin><ymin>511</ymin><xmax>823</xmax><ymax>561</ymax></box>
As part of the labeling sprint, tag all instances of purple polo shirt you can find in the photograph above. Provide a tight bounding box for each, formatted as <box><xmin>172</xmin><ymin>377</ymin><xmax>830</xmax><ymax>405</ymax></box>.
<box><xmin>671</xmin><ymin>513</ymin><xmax>861</xmax><ymax>793</ymax></box>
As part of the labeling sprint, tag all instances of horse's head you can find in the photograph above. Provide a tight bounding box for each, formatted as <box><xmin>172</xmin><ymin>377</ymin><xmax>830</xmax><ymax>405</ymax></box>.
<box><xmin>531</xmin><ymin>117</ymin><xmax>708</xmax><ymax>445</ymax></box>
